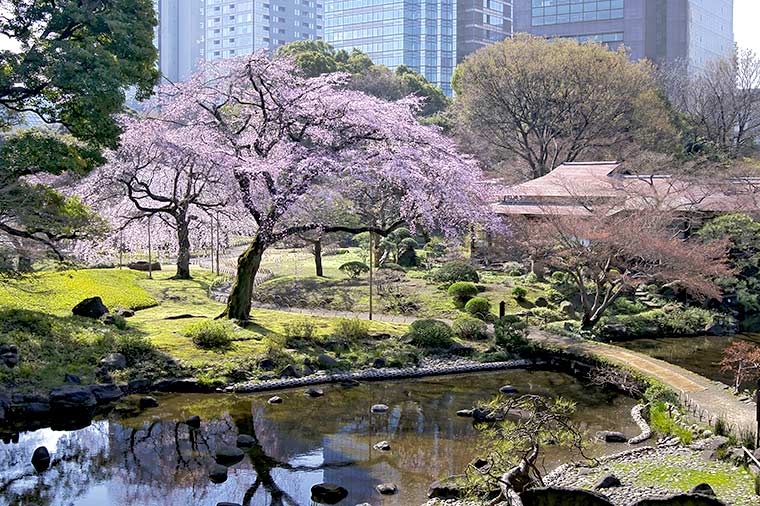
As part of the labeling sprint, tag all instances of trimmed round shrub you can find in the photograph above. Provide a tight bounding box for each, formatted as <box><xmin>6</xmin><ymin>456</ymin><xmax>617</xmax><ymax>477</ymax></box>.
<box><xmin>409</xmin><ymin>319</ymin><xmax>453</xmax><ymax>348</ymax></box>
<box><xmin>431</xmin><ymin>261</ymin><xmax>479</xmax><ymax>286</ymax></box>
<box><xmin>452</xmin><ymin>316</ymin><xmax>489</xmax><ymax>341</ymax></box>
<box><xmin>184</xmin><ymin>320</ymin><xmax>234</xmax><ymax>351</ymax></box>
<box><xmin>512</xmin><ymin>286</ymin><xmax>528</xmax><ymax>300</ymax></box>
<box><xmin>448</xmin><ymin>281</ymin><xmax>479</xmax><ymax>307</ymax></box>
<box><xmin>465</xmin><ymin>297</ymin><xmax>491</xmax><ymax>320</ymax></box>
<box><xmin>339</xmin><ymin>261</ymin><xmax>370</xmax><ymax>279</ymax></box>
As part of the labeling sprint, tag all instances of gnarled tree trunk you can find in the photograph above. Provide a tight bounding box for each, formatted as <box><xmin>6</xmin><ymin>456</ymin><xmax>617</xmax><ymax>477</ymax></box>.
<box><xmin>225</xmin><ymin>237</ymin><xmax>266</xmax><ymax>321</ymax></box>
<box><xmin>313</xmin><ymin>239</ymin><xmax>323</xmax><ymax>277</ymax></box>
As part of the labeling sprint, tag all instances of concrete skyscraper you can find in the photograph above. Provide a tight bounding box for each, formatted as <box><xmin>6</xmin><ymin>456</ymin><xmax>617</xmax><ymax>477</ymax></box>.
<box><xmin>513</xmin><ymin>0</ymin><xmax>734</xmax><ymax>72</ymax></box>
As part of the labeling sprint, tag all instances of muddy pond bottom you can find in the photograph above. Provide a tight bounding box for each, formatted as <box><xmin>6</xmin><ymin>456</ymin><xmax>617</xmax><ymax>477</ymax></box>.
<box><xmin>0</xmin><ymin>369</ymin><xmax>640</xmax><ymax>506</ymax></box>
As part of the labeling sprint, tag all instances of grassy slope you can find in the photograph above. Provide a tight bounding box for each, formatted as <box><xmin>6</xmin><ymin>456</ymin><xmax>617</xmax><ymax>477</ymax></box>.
<box><xmin>0</xmin><ymin>268</ymin><xmax>408</xmax><ymax>391</ymax></box>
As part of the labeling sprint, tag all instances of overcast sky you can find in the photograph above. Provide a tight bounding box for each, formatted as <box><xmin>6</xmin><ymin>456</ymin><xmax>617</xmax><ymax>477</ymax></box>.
<box><xmin>1</xmin><ymin>2</ymin><xmax>759</xmax><ymax>57</ymax></box>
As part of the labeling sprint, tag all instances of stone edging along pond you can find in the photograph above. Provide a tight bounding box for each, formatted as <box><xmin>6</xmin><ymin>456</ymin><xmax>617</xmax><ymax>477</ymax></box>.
<box><xmin>0</xmin><ymin>358</ymin><xmax>543</xmax><ymax>426</ymax></box>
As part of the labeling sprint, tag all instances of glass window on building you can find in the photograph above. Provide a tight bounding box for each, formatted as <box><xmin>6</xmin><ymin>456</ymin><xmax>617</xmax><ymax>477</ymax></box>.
<box><xmin>532</xmin><ymin>0</ymin><xmax>624</xmax><ymax>26</ymax></box>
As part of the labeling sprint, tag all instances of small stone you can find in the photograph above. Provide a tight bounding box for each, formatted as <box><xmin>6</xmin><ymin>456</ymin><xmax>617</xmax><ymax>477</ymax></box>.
<box><xmin>596</xmin><ymin>431</ymin><xmax>627</xmax><ymax>443</ymax></box>
<box><xmin>258</xmin><ymin>358</ymin><xmax>276</xmax><ymax>371</ymax></box>
<box><xmin>317</xmin><ymin>353</ymin><xmax>339</xmax><ymax>369</ymax></box>
<box><xmin>267</xmin><ymin>396</ymin><xmax>283</xmax><ymax>404</ymax></box>
<box><xmin>236</xmin><ymin>434</ymin><xmax>255</xmax><ymax>447</ymax></box>
<box><xmin>64</xmin><ymin>373</ymin><xmax>81</xmax><ymax>384</ymax></box>
<box><xmin>138</xmin><ymin>396</ymin><xmax>159</xmax><ymax>409</ymax></box>
<box><xmin>311</xmin><ymin>483</ymin><xmax>348</xmax><ymax>504</ymax></box>
<box><xmin>100</xmin><ymin>353</ymin><xmax>127</xmax><ymax>371</ymax></box>
<box><xmin>372</xmin><ymin>357</ymin><xmax>386</xmax><ymax>368</ymax></box>
<box><xmin>499</xmin><ymin>385</ymin><xmax>518</xmax><ymax>394</ymax></box>
<box><xmin>278</xmin><ymin>364</ymin><xmax>299</xmax><ymax>378</ymax></box>
<box><xmin>690</xmin><ymin>483</ymin><xmax>716</xmax><ymax>497</ymax></box>
<box><xmin>31</xmin><ymin>446</ymin><xmax>50</xmax><ymax>472</ymax></box>
<box><xmin>304</xmin><ymin>387</ymin><xmax>324</xmax><ymax>398</ymax></box>
<box><xmin>376</xmin><ymin>483</ymin><xmax>398</xmax><ymax>495</ymax></box>
<box><xmin>114</xmin><ymin>307</ymin><xmax>135</xmax><ymax>318</ymax></box>
<box><xmin>456</xmin><ymin>409</ymin><xmax>473</xmax><ymax>417</ymax></box>
<box><xmin>471</xmin><ymin>458</ymin><xmax>489</xmax><ymax>469</ymax></box>
<box><xmin>373</xmin><ymin>440</ymin><xmax>391</xmax><ymax>451</ymax></box>
<box><xmin>371</xmin><ymin>404</ymin><xmax>389</xmax><ymax>414</ymax></box>
<box><xmin>208</xmin><ymin>463</ymin><xmax>228</xmax><ymax>483</ymax></box>
<box><xmin>185</xmin><ymin>415</ymin><xmax>201</xmax><ymax>428</ymax></box>
<box><xmin>90</xmin><ymin>384</ymin><xmax>123</xmax><ymax>404</ymax></box>
<box><xmin>340</xmin><ymin>379</ymin><xmax>360</xmax><ymax>388</ymax></box>
<box><xmin>594</xmin><ymin>474</ymin><xmax>622</xmax><ymax>489</ymax></box>
<box><xmin>215</xmin><ymin>446</ymin><xmax>245</xmax><ymax>465</ymax></box>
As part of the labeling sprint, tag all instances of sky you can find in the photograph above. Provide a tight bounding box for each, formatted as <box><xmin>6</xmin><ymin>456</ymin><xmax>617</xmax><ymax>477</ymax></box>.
<box><xmin>0</xmin><ymin>2</ymin><xmax>759</xmax><ymax>55</ymax></box>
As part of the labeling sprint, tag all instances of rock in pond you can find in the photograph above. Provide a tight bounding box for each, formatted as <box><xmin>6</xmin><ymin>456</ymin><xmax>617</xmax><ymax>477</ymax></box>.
<box><xmin>90</xmin><ymin>384</ymin><xmax>123</xmax><ymax>404</ymax></box>
<box><xmin>72</xmin><ymin>296</ymin><xmax>109</xmax><ymax>319</ymax></box>
<box><xmin>185</xmin><ymin>415</ymin><xmax>201</xmax><ymax>428</ymax></box>
<box><xmin>456</xmin><ymin>409</ymin><xmax>473</xmax><ymax>417</ymax></box>
<box><xmin>310</xmin><ymin>483</ymin><xmax>348</xmax><ymax>504</ymax></box>
<box><xmin>596</xmin><ymin>431</ymin><xmax>627</xmax><ymax>443</ymax></box>
<box><xmin>499</xmin><ymin>385</ymin><xmax>518</xmax><ymax>394</ymax></box>
<box><xmin>236</xmin><ymin>434</ymin><xmax>255</xmax><ymax>448</ymax></box>
<box><xmin>208</xmin><ymin>464</ymin><xmax>228</xmax><ymax>483</ymax></box>
<box><xmin>138</xmin><ymin>396</ymin><xmax>159</xmax><ymax>409</ymax></box>
<box><xmin>371</xmin><ymin>404</ymin><xmax>389</xmax><ymax>414</ymax></box>
<box><xmin>373</xmin><ymin>440</ymin><xmax>391</xmax><ymax>451</ymax></box>
<box><xmin>49</xmin><ymin>386</ymin><xmax>97</xmax><ymax>410</ymax></box>
<box><xmin>32</xmin><ymin>446</ymin><xmax>51</xmax><ymax>472</ymax></box>
<box><xmin>376</xmin><ymin>483</ymin><xmax>398</xmax><ymax>495</ymax></box>
<box><xmin>216</xmin><ymin>446</ymin><xmax>245</xmax><ymax>465</ymax></box>
<box><xmin>594</xmin><ymin>474</ymin><xmax>622</xmax><ymax>489</ymax></box>
<box><xmin>304</xmin><ymin>387</ymin><xmax>324</xmax><ymax>398</ymax></box>
<box><xmin>267</xmin><ymin>396</ymin><xmax>283</xmax><ymax>404</ymax></box>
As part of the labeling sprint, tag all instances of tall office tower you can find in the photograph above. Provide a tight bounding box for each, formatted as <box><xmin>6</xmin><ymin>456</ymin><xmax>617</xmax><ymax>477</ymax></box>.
<box><xmin>324</xmin><ymin>0</ymin><xmax>457</xmax><ymax>95</ymax></box>
<box><xmin>203</xmin><ymin>0</ymin><xmax>324</xmax><ymax>62</ymax></box>
<box><xmin>457</xmin><ymin>0</ymin><xmax>513</xmax><ymax>62</ymax></box>
<box><xmin>153</xmin><ymin>0</ymin><xmax>205</xmax><ymax>84</ymax></box>
<box><xmin>513</xmin><ymin>0</ymin><xmax>733</xmax><ymax>72</ymax></box>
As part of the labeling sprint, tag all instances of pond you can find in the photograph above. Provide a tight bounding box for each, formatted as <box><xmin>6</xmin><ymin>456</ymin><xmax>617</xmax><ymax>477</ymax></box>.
<box><xmin>0</xmin><ymin>370</ymin><xmax>639</xmax><ymax>506</ymax></box>
<box><xmin>618</xmin><ymin>333</ymin><xmax>760</xmax><ymax>391</ymax></box>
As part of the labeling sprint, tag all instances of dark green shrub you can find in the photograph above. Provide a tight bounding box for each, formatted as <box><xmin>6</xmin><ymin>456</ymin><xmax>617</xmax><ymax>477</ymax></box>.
<box><xmin>332</xmin><ymin>318</ymin><xmax>369</xmax><ymax>340</ymax></box>
<box><xmin>534</xmin><ymin>296</ymin><xmax>548</xmax><ymax>307</ymax></box>
<box><xmin>465</xmin><ymin>297</ymin><xmax>491</xmax><ymax>320</ymax></box>
<box><xmin>112</xmin><ymin>314</ymin><xmax>128</xmax><ymax>330</ymax></box>
<box><xmin>431</xmin><ymin>261</ymin><xmax>479</xmax><ymax>286</ymax></box>
<box><xmin>339</xmin><ymin>261</ymin><xmax>370</xmax><ymax>279</ymax></box>
<box><xmin>378</xmin><ymin>262</ymin><xmax>406</xmax><ymax>272</ymax></box>
<box><xmin>184</xmin><ymin>320</ymin><xmax>234</xmax><ymax>351</ymax></box>
<box><xmin>643</xmin><ymin>383</ymin><xmax>679</xmax><ymax>405</ymax></box>
<box><xmin>409</xmin><ymin>319</ymin><xmax>453</xmax><ymax>348</ymax></box>
<box><xmin>512</xmin><ymin>286</ymin><xmax>527</xmax><ymax>300</ymax></box>
<box><xmin>494</xmin><ymin>315</ymin><xmax>529</xmax><ymax>351</ymax></box>
<box><xmin>448</xmin><ymin>281</ymin><xmax>479</xmax><ymax>307</ymax></box>
<box><xmin>452</xmin><ymin>316</ymin><xmax>488</xmax><ymax>340</ymax></box>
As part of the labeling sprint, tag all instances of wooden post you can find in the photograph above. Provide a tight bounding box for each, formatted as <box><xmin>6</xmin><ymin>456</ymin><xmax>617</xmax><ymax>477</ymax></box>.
<box><xmin>147</xmin><ymin>216</ymin><xmax>153</xmax><ymax>280</ymax></box>
<box><xmin>368</xmin><ymin>231</ymin><xmax>373</xmax><ymax>321</ymax></box>
<box><xmin>755</xmin><ymin>379</ymin><xmax>760</xmax><ymax>448</ymax></box>
<box><xmin>499</xmin><ymin>301</ymin><xmax>506</xmax><ymax>318</ymax></box>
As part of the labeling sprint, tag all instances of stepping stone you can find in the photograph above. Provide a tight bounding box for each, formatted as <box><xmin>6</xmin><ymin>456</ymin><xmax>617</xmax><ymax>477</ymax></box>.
<box><xmin>376</xmin><ymin>483</ymin><xmax>398</xmax><ymax>495</ymax></box>
<box><xmin>373</xmin><ymin>440</ymin><xmax>391</xmax><ymax>451</ymax></box>
<box><xmin>268</xmin><ymin>396</ymin><xmax>283</xmax><ymax>404</ymax></box>
<box><xmin>371</xmin><ymin>404</ymin><xmax>389</xmax><ymax>413</ymax></box>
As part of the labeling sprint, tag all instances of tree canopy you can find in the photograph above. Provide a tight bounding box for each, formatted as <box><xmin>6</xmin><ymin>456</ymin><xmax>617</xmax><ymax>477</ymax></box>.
<box><xmin>0</xmin><ymin>0</ymin><xmax>159</xmax><ymax>264</ymax></box>
<box><xmin>453</xmin><ymin>34</ymin><xmax>678</xmax><ymax>180</ymax></box>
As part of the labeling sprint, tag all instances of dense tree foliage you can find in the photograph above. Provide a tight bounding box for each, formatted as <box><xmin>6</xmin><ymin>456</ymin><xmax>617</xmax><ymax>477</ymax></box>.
<box><xmin>453</xmin><ymin>34</ymin><xmax>678</xmax><ymax>179</ymax></box>
<box><xmin>276</xmin><ymin>40</ymin><xmax>450</xmax><ymax>117</ymax></box>
<box><xmin>0</xmin><ymin>0</ymin><xmax>159</xmax><ymax>263</ymax></box>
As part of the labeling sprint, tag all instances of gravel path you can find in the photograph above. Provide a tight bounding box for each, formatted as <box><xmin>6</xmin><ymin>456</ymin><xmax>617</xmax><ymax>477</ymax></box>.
<box><xmin>529</xmin><ymin>329</ymin><xmax>757</xmax><ymax>438</ymax></box>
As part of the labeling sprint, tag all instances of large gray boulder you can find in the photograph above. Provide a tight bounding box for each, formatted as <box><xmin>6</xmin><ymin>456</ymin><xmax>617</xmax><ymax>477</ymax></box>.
<box><xmin>100</xmin><ymin>353</ymin><xmax>127</xmax><ymax>371</ymax></box>
<box><xmin>90</xmin><ymin>384</ymin><xmax>123</xmax><ymax>404</ymax></box>
<box><xmin>632</xmin><ymin>493</ymin><xmax>726</xmax><ymax>506</ymax></box>
<box><xmin>520</xmin><ymin>487</ymin><xmax>614</xmax><ymax>506</ymax></box>
<box><xmin>49</xmin><ymin>386</ymin><xmax>97</xmax><ymax>410</ymax></box>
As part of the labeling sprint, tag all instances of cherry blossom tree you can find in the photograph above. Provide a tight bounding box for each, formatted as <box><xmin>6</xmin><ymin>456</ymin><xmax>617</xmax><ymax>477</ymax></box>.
<box><xmin>720</xmin><ymin>341</ymin><xmax>760</xmax><ymax>393</ymax></box>
<box><xmin>153</xmin><ymin>53</ymin><xmax>491</xmax><ymax>321</ymax></box>
<box><xmin>79</xmin><ymin>115</ymin><xmax>246</xmax><ymax>279</ymax></box>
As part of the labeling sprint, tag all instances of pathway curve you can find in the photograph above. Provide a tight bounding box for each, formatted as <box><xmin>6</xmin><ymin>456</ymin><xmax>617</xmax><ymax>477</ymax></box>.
<box><xmin>530</xmin><ymin>328</ymin><xmax>757</xmax><ymax>437</ymax></box>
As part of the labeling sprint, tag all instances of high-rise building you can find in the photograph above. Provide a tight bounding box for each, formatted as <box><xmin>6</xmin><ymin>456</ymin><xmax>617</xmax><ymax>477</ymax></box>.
<box><xmin>457</xmin><ymin>0</ymin><xmax>513</xmax><ymax>62</ymax></box>
<box><xmin>324</xmin><ymin>0</ymin><xmax>458</xmax><ymax>95</ymax></box>
<box><xmin>513</xmin><ymin>0</ymin><xmax>734</xmax><ymax>72</ymax></box>
<box><xmin>153</xmin><ymin>0</ymin><xmax>205</xmax><ymax>83</ymax></box>
<box><xmin>152</xmin><ymin>0</ymin><xmax>324</xmax><ymax>83</ymax></box>
<box><xmin>203</xmin><ymin>0</ymin><xmax>323</xmax><ymax>62</ymax></box>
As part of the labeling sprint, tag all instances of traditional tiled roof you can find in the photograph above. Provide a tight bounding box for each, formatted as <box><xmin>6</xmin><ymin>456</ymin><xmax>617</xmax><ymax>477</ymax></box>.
<box><xmin>491</xmin><ymin>161</ymin><xmax>759</xmax><ymax>217</ymax></box>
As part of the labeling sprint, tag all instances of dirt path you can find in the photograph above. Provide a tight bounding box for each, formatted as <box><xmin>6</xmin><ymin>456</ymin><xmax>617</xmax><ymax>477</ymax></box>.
<box><xmin>530</xmin><ymin>328</ymin><xmax>757</xmax><ymax>437</ymax></box>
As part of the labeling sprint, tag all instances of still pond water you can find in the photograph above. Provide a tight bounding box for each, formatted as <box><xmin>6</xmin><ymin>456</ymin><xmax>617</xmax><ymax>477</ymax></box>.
<box><xmin>0</xmin><ymin>370</ymin><xmax>638</xmax><ymax>506</ymax></box>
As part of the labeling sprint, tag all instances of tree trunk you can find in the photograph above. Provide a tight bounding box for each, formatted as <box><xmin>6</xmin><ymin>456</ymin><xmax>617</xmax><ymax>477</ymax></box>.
<box><xmin>313</xmin><ymin>239</ymin><xmax>324</xmax><ymax>277</ymax></box>
<box><xmin>17</xmin><ymin>256</ymin><xmax>32</xmax><ymax>272</ymax></box>
<box><xmin>581</xmin><ymin>312</ymin><xmax>597</xmax><ymax>331</ymax></box>
<box><xmin>225</xmin><ymin>237</ymin><xmax>266</xmax><ymax>322</ymax></box>
<box><xmin>174</xmin><ymin>218</ymin><xmax>192</xmax><ymax>280</ymax></box>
